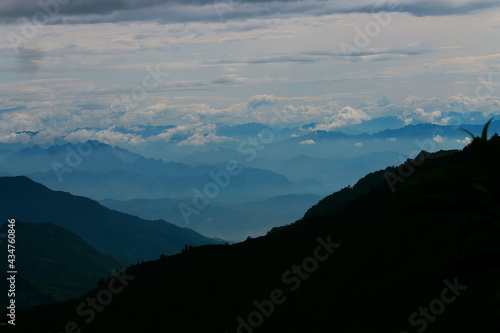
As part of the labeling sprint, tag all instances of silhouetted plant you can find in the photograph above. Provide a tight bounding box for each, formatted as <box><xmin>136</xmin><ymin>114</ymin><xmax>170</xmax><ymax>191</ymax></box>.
<box><xmin>460</xmin><ymin>117</ymin><xmax>494</xmax><ymax>141</ymax></box>
<box><xmin>388</xmin><ymin>120</ymin><xmax>500</xmax><ymax>324</ymax></box>
<box><xmin>445</xmin><ymin>120</ymin><xmax>500</xmax><ymax>325</ymax></box>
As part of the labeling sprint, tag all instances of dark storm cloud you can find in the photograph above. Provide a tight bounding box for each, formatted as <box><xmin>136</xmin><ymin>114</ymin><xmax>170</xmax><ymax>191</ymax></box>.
<box><xmin>402</xmin><ymin>0</ymin><xmax>500</xmax><ymax>17</ymax></box>
<box><xmin>0</xmin><ymin>0</ymin><xmax>499</xmax><ymax>25</ymax></box>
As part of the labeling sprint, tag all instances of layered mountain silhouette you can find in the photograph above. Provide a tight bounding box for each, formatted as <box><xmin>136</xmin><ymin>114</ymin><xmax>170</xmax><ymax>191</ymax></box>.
<box><xmin>4</xmin><ymin>121</ymin><xmax>500</xmax><ymax>205</ymax></box>
<box><xmin>100</xmin><ymin>194</ymin><xmax>323</xmax><ymax>241</ymax></box>
<box><xmin>3</xmin><ymin>126</ymin><xmax>499</xmax><ymax>332</ymax></box>
<box><xmin>0</xmin><ymin>141</ymin><xmax>320</xmax><ymax>201</ymax></box>
<box><xmin>0</xmin><ymin>176</ymin><xmax>222</xmax><ymax>262</ymax></box>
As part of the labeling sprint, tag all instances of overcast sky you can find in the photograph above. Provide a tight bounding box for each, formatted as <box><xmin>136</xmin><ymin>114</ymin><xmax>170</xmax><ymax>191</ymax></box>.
<box><xmin>0</xmin><ymin>0</ymin><xmax>499</xmax><ymax>146</ymax></box>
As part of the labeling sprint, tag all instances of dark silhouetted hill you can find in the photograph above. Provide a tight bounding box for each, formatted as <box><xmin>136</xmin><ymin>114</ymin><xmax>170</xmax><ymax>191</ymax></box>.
<box><xmin>0</xmin><ymin>176</ymin><xmax>221</xmax><ymax>262</ymax></box>
<box><xmin>0</xmin><ymin>221</ymin><xmax>128</xmax><ymax>308</ymax></box>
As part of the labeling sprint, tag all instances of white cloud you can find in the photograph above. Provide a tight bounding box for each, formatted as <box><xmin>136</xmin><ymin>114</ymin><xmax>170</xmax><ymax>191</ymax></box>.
<box><xmin>64</xmin><ymin>129</ymin><xmax>146</xmax><ymax>146</ymax></box>
<box><xmin>151</xmin><ymin>122</ymin><xmax>234</xmax><ymax>146</ymax></box>
<box><xmin>151</xmin><ymin>124</ymin><xmax>198</xmax><ymax>142</ymax></box>
<box><xmin>119</xmin><ymin>99</ymin><xmax>373</xmax><ymax>132</ymax></box>
<box><xmin>456</xmin><ymin>137</ymin><xmax>472</xmax><ymax>144</ymax></box>
<box><xmin>414</xmin><ymin>108</ymin><xmax>443</xmax><ymax>124</ymax></box>
<box><xmin>299</xmin><ymin>139</ymin><xmax>315</xmax><ymax>145</ymax></box>
<box><xmin>1</xmin><ymin>90</ymin><xmax>500</xmax><ymax>147</ymax></box>
<box><xmin>447</xmin><ymin>93</ymin><xmax>500</xmax><ymax>115</ymax></box>
<box><xmin>0</xmin><ymin>132</ymin><xmax>32</xmax><ymax>144</ymax></box>
<box><xmin>433</xmin><ymin>135</ymin><xmax>444</xmax><ymax>143</ymax></box>
<box><xmin>177</xmin><ymin>133</ymin><xmax>233</xmax><ymax>146</ymax></box>
<box><xmin>402</xmin><ymin>117</ymin><xmax>414</xmax><ymax>125</ymax></box>
<box><xmin>64</xmin><ymin>129</ymin><xmax>96</xmax><ymax>143</ymax></box>
<box><xmin>247</xmin><ymin>95</ymin><xmax>279</xmax><ymax>109</ymax></box>
<box><xmin>398</xmin><ymin>108</ymin><xmax>450</xmax><ymax>125</ymax></box>
<box><xmin>354</xmin><ymin>142</ymin><xmax>363</xmax><ymax>147</ymax></box>
<box><xmin>310</xmin><ymin>106</ymin><xmax>371</xmax><ymax>131</ymax></box>
<box><xmin>32</xmin><ymin>129</ymin><xmax>66</xmax><ymax>145</ymax></box>
<box><xmin>387</xmin><ymin>137</ymin><xmax>397</xmax><ymax>141</ymax></box>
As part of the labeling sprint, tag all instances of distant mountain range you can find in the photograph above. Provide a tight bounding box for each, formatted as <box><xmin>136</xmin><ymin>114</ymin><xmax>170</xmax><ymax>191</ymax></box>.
<box><xmin>0</xmin><ymin>120</ymin><xmax>481</xmax><ymax>203</ymax></box>
<box><xmin>1</xmin><ymin>121</ymin><xmax>498</xmax><ymax>240</ymax></box>
<box><xmin>6</xmin><ymin>127</ymin><xmax>500</xmax><ymax>333</ymax></box>
<box><xmin>0</xmin><ymin>141</ymin><xmax>201</xmax><ymax>177</ymax></box>
<box><xmin>100</xmin><ymin>193</ymin><xmax>323</xmax><ymax>241</ymax></box>
<box><xmin>0</xmin><ymin>141</ymin><xmax>324</xmax><ymax>201</ymax></box>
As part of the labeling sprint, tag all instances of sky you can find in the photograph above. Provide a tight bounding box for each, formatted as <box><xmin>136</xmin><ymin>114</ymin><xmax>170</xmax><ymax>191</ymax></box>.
<box><xmin>0</xmin><ymin>0</ymin><xmax>499</xmax><ymax>147</ymax></box>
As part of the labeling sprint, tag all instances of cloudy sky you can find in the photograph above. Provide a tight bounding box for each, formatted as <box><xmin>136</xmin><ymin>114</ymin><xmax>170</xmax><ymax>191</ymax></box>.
<box><xmin>0</xmin><ymin>0</ymin><xmax>499</xmax><ymax>146</ymax></box>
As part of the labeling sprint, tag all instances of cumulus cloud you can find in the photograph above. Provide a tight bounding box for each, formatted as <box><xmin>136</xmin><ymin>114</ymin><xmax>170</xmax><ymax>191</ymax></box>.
<box><xmin>433</xmin><ymin>135</ymin><xmax>444</xmax><ymax>143</ymax></box>
<box><xmin>64</xmin><ymin>129</ymin><xmax>146</xmax><ymax>146</ymax></box>
<box><xmin>152</xmin><ymin>123</ymin><xmax>233</xmax><ymax>146</ymax></box>
<box><xmin>2</xmin><ymin>90</ymin><xmax>499</xmax><ymax>146</ymax></box>
<box><xmin>126</xmin><ymin>98</ymin><xmax>366</xmax><ymax>130</ymax></box>
<box><xmin>151</xmin><ymin>124</ymin><xmax>198</xmax><ymax>142</ymax></box>
<box><xmin>177</xmin><ymin>133</ymin><xmax>233</xmax><ymax>146</ymax></box>
<box><xmin>0</xmin><ymin>132</ymin><xmax>32</xmax><ymax>144</ymax></box>
<box><xmin>247</xmin><ymin>95</ymin><xmax>279</xmax><ymax>109</ymax></box>
<box><xmin>63</xmin><ymin>129</ymin><xmax>96</xmax><ymax>143</ymax></box>
<box><xmin>354</xmin><ymin>142</ymin><xmax>363</xmax><ymax>147</ymax></box>
<box><xmin>456</xmin><ymin>137</ymin><xmax>472</xmax><ymax>145</ymax></box>
<box><xmin>299</xmin><ymin>139</ymin><xmax>315</xmax><ymax>145</ymax></box>
<box><xmin>311</xmin><ymin>106</ymin><xmax>371</xmax><ymax>131</ymax></box>
<box><xmin>32</xmin><ymin>129</ymin><xmax>64</xmax><ymax>145</ymax></box>
<box><xmin>447</xmin><ymin>93</ymin><xmax>500</xmax><ymax>115</ymax></box>
<box><xmin>398</xmin><ymin>108</ymin><xmax>450</xmax><ymax>125</ymax></box>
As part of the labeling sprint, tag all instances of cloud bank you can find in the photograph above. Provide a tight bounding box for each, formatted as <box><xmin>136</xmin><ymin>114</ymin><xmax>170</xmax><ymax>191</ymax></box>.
<box><xmin>2</xmin><ymin>92</ymin><xmax>499</xmax><ymax>146</ymax></box>
<box><xmin>1</xmin><ymin>0</ymin><xmax>498</xmax><ymax>25</ymax></box>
